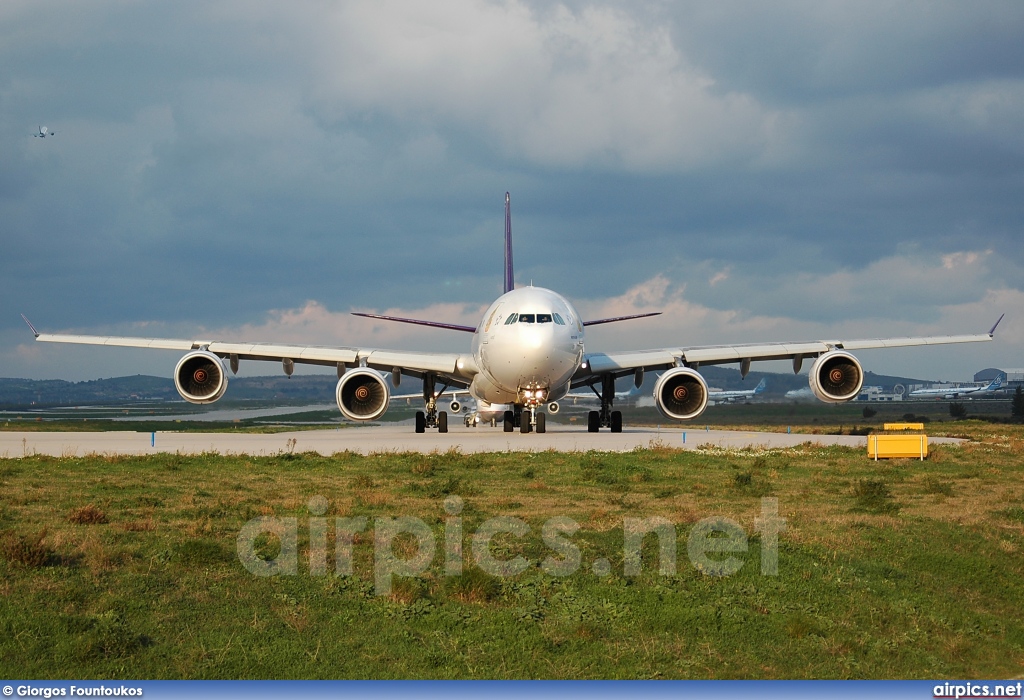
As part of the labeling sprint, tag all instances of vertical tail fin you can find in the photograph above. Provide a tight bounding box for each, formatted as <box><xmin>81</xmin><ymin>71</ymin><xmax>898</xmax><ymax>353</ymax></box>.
<box><xmin>504</xmin><ymin>192</ymin><xmax>514</xmax><ymax>294</ymax></box>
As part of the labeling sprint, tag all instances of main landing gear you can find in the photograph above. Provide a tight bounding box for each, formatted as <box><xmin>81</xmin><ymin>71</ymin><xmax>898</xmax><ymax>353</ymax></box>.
<box><xmin>586</xmin><ymin>374</ymin><xmax>623</xmax><ymax>433</ymax></box>
<box><xmin>503</xmin><ymin>405</ymin><xmax>547</xmax><ymax>434</ymax></box>
<box><xmin>414</xmin><ymin>373</ymin><xmax>449</xmax><ymax>434</ymax></box>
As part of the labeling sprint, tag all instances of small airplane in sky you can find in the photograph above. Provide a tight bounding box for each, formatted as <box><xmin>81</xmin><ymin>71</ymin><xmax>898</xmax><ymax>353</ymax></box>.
<box><xmin>33</xmin><ymin>126</ymin><xmax>56</xmax><ymax>138</ymax></box>
<box><xmin>709</xmin><ymin>377</ymin><xmax>766</xmax><ymax>402</ymax></box>
<box><xmin>22</xmin><ymin>193</ymin><xmax>1003</xmax><ymax>435</ymax></box>
<box><xmin>908</xmin><ymin>374</ymin><xmax>1003</xmax><ymax>399</ymax></box>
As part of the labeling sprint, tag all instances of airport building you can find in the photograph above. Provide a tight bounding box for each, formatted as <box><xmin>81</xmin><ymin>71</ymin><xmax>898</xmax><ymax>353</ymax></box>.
<box><xmin>974</xmin><ymin>368</ymin><xmax>1024</xmax><ymax>389</ymax></box>
<box><xmin>857</xmin><ymin>386</ymin><xmax>904</xmax><ymax>401</ymax></box>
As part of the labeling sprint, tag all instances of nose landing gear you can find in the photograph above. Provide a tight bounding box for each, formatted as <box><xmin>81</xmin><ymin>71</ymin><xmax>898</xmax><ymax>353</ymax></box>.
<box><xmin>503</xmin><ymin>404</ymin><xmax>547</xmax><ymax>434</ymax></box>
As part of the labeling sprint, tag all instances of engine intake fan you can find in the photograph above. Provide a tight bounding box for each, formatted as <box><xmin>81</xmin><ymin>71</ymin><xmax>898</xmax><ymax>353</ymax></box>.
<box><xmin>336</xmin><ymin>369</ymin><xmax>390</xmax><ymax>421</ymax></box>
<box><xmin>809</xmin><ymin>350</ymin><xmax>864</xmax><ymax>403</ymax></box>
<box><xmin>654</xmin><ymin>367</ymin><xmax>709</xmax><ymax>421</ymax></box>
<box><xmin>174</xmin><ymin>351</ymin><xmax>228</xmax><ymax>404</ymax></box>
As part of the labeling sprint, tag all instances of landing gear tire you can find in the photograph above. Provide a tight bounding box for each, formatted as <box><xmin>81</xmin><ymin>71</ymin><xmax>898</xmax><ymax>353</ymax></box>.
<box><xmin>415</xmin><ymin>411</ymin><xmax>426</xmax><ymax>433</ymax></box>
<box><xmin>610</xmin><ymin>410</ymin><xmax>622</xmax><ymax>433</ymax></box>
<box><xmin>521</xmin><ymin>417</ymin><xmax>532</xmax><ymax>434</ymax></box>
<box><xmin>438</xmin><ymin>411</ymin><xmax>448</xmax><ymax>433</ymax></box>
<box><xmin>588</xmin><ymin>410</ymin><xmax>600</xmax><ymax>433</ymax></box>
<box><xmin>536</xmin><ymin>412</ymin><xmax>546</xmax><ymax>434</ymax></box>
<box><xmin>503</xmin><ymin>410</ymin><xmax>514</xmax><ymax>433</ymax></box>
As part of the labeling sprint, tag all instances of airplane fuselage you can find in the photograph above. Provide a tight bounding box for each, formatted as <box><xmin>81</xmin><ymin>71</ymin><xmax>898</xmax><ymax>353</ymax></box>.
<box><xmin>909</xmin><ymin>378</ymin><xmax>1000</xmax><ymax>399</ymax></box>
<box><xmin>469</xmin><ymin>286</ymin><xmax>584</xmax><ymax>406</ymax></box>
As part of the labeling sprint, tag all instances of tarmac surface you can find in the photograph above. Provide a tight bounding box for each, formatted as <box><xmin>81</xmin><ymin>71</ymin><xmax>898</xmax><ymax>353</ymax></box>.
<box><xmin>0</xmin><ymin>423</ymin><xmax>962</xmax><ymax>457</ymax></box>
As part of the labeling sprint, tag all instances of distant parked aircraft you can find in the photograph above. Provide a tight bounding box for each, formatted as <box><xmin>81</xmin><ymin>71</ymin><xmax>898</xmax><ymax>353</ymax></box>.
<box><xmin>33</xmin><ymin>125</ymin><xmax>56</xmax><ymax>138</ymax></box>
<box><xmin>908</xmin><ymin>375</ymin><xmax>1003</xmax><ymax>399</ymax></box>
<box><xmin>710</xmin><ymin>377</ymin><xmax>766</xmax><ymax>402</ymax></box>
<box><xmin>390</xmin><ymin>385</ymin><xmax>509</xmax><ymax>428</ymax></box>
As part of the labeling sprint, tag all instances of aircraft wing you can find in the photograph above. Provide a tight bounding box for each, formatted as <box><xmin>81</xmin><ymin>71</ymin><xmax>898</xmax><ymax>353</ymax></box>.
<box><xmin>576</xmin><ymin>327</ymin><xmax>999</xmax><ymax>385</ymax></box>
<box><xmin>29</xmin><ymin>331</ymin><xmax>473</xmax><ymax>385</ymax></box>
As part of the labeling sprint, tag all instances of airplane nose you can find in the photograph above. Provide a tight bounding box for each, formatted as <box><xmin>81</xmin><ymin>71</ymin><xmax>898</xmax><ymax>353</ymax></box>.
<box><xmin>522</xmin><ymin>328</ymin><xmax>545</xmax><ymax>349</ymax></box>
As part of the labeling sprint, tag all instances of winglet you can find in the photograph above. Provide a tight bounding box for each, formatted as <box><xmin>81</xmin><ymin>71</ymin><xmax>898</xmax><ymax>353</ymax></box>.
<box><xmin>987</xmin><ymin>315</ymin><xmax>1003</xmax><ymax>337</ymax></box>
<box><xmin>504</xmin><ymin>192</ymin><xmax>515</xmax><ymax>294</ymax></box>
<box><xmin>20</xmin><ymin>314</ymin><xmax>40</xmax><ymax>338</ymax></box>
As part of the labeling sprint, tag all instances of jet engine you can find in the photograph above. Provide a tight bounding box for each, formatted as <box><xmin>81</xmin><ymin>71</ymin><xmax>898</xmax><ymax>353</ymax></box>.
<box><xmin>450</xmin><ymin>400</ymin><xmax>462</xmax><ymax>413</ymax></box>
<box><xmin>654</xmin><ymin>367</ymin><xmax>709</xmax><ymax>421</ymax></box>
<box><xmin>547</xmin><ymin>401</ymin><xmax>560</xmax><ymax>414</ymax></box>
<box><xmin>174</xmin><ymin>351</ymin><xmax>228</xmax><ymax>404</ymax></box>
<box><xmin>336</xmin><ymin>369</ymin><xmax>390</xmax><ymax>421</ymax></box>
<box><xmin>808</xmin><ymin>350</ymin><xmax>864</xmax><ymax>403</ymax></box>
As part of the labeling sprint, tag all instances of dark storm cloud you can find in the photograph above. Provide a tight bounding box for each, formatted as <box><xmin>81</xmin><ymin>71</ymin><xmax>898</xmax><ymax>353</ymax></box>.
<box><xmin>1</xmin><ymin>0</ymin><xmax>1021</xmax><ymax>380</ymax></box>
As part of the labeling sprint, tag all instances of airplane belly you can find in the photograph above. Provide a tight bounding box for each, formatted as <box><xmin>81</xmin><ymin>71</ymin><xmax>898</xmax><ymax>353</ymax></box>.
<box><xmin>470</xmin><ymin>372</ymin><xmax>517</xmax><ymax>404</ymax></box>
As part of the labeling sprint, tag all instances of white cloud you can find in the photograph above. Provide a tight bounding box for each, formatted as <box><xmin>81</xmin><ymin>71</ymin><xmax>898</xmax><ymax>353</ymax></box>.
<box><xmin>308</xmin><ymin>0</ymin><xmax>784</xmax><ymax>170</ymax></box>
<box><xmin>219</xmin><ymin>300</ymin><xmax>485</xmax><ymax>350</ymax></box>
<box><xmin>573</xmin><ymin>254</ymin><xmax>1019</xmax><ymax>380</ymax></box>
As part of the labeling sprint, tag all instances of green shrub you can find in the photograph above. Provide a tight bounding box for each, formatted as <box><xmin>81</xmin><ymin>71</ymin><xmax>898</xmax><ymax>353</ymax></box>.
<box><xmin>853</xmin><ymin>479</ymin><xmax>900</xmax><ymax>514</ymax></box>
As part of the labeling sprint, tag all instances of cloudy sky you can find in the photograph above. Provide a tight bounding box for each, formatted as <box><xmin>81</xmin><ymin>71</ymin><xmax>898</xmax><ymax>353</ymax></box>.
<box><xmin>2</xmin><ymin>0</ymin><xmax>1022</xmax><ymax>382</ymax></box>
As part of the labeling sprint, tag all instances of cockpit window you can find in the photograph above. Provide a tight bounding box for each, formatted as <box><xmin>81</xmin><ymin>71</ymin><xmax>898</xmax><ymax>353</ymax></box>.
<box><xmin>553</xmin><ymin>313</ymin><xmax>565</xmax><ymax>325</ymax></box>
<box><xmin>537</xmin><ymin>314</ymin><xmax>553</xmax><ymax>323</ymax></box>
<box><xmin>518</xmin><ymin>314</ymin><xmax>535</xmax><ymax>323</ymax></box>
<box><xmin>504</xmin><ymin>313</ymin><xmax>518</xmax><ymax>325</ymax></box>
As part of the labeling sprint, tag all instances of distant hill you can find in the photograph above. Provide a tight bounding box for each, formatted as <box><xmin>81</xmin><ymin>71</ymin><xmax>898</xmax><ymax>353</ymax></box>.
<box><xmin>0</xmin><ymin>366</ymin><xmax>929</xmax><ymax>408</ymax></box>
<box><xmin>0</xmin><ymin>374</ymin><xmax>336</xmax><ymax>407</ymax></box>
<box><xmin>688</xmin><ymin>366</ymin><xmax>924</xmax><ymax>396</ymax></box>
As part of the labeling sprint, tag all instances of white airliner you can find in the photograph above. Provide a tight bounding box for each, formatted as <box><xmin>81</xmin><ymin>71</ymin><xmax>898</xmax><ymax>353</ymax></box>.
<box><xmin>33</xmin><ymin>126</ymin><xmax>56</xmax><ymax>138</ymax></box>
<box><xmin>709</xmin><ymin>377</ymin><xmax>766</xmax><ymax>402</ymax></box>
<box><xmin>908</xmin><ymin>375</ymin><xmax>1003</xmax><ymax>399</ymax></box>
<box><xmin>22</xmin><ymin>193</ymin><xmax>1004</xmax><ymax>435</ymax></box>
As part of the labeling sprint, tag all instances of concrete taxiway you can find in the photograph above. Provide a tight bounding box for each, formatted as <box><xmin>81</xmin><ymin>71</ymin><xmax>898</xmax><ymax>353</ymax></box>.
<box><xmin>0</xmin><ymin>423</ymin><xmax>963</xmax><ymax>458</ymax></box>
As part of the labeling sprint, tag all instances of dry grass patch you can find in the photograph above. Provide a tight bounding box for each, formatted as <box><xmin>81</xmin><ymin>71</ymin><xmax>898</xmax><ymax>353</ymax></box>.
<box><xmin>388</xmin><ymin>577</ymin><xmax>427</xmax><ymax>604</ymax></box>
<box><xmin>68</xmin><ymin>504</ymin><xmax>108</xmax><ymax>525</ymax></box>
<box><xmin>445</xmin><ymin>567</ymin><xmax>501</xmax><ymax>603</ymax></box>
<box><xmin>121</xmin><ymin>519</ymin><xmax>156</xmax><ymax>532</ymax></box>
<box><xmin>359</xmin><ymin>491</ymin><xmax>392</xmax><ymax>507</ymax></box>
<box><xmin>0</xmin><ymin>529</ymin><xmax>54</xmax><ymax>567</ymax></box>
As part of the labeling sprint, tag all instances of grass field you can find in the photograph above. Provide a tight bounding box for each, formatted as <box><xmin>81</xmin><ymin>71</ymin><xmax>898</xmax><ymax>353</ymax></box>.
<box><xmin>1</xmin><ymin>421</ymin><xmax>1022</xmax><ymax>679</ymax></box>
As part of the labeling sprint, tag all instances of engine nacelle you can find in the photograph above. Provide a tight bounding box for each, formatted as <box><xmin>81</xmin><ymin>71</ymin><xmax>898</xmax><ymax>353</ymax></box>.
<box><xmin>336</xmin><ymin>369</ymin><xmax>390</xmax><ymax>421</ymax></box>
<box><xmin>450</xmin><ymin>400</ymin><xmax>462</xmax><ymax>413</ymax></box>
<box><xmin>547</xmin><ymin>401</ymin><xmax>560</xmax><ymax>414</ymax></box>
<box><xmin>809</xmin><ymin>350</ymin><xmax>864</xmax><ymax>403</ymax></box>
<box><xmin>174</xmin><ymin>351</ymin><xmax>228</xmax><ymax>404</ymax></box>
<box><xmin>654</xmin><ymin>367</ymin><xmax>709</xmax><ymax>421</ymax></box>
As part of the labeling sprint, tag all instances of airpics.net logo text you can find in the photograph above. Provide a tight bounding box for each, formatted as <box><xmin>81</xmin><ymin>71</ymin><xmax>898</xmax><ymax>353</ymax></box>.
<box><xmin>235</xmin><ymin>496</ymin><xmax>787</xmax><ymax>595</ymax></box>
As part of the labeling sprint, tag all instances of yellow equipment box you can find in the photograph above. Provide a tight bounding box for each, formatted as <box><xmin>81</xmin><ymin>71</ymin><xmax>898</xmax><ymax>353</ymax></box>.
<box><xmin>868</xmin><ymin>434</ymin><xmax>928</xmax><ymax>460</ymax></box>
<box><xmin>883</xmin><ymin>422</ymin><xmax>925</xmax><ymax>431</ymax></box>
